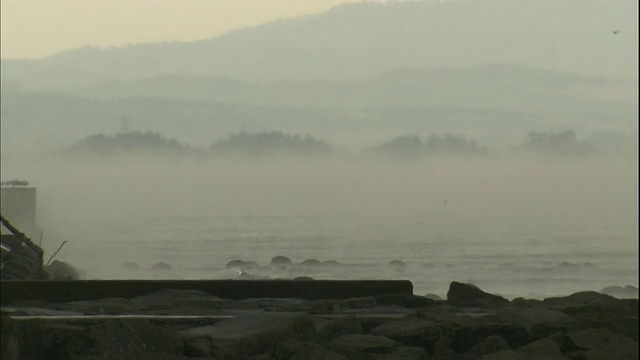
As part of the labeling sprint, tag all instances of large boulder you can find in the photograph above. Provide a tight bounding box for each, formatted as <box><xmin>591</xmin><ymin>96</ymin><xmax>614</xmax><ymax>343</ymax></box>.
<box><xmin>465</xmin><ymin>335</ymin><xmax>510</xmax><ymax>357</ymax></box>
<box><xmin>313</xmin><ymin>315</ymin><xmax>363</xmax><ymax>342</ymax></box>
<box><xmin>542</xmin><ymin>291</ymin><xmax>619</xmax><ymax>309</ymax></box>
<box><xmin>369</xmin><ymin>317</ymin><xmax>439</xmax><ymax>347</ymax></box>
<box><xmin>483</xmin><ymin>338</ymin><xmax>568</xmax><ymax>360</ymax></box>
<box><xmin>179</xmin><ymin>312</ymin><xmax>316</xmax><ymax>359</ymax></box>
<box><xmin>540</xmin><ymin>293</ymin><xmax>639</xmax><ymax>340</ymax></box>
<box><xmin>289</xmin><ymin>343</ymin><xmax>349</xmax><ymax>360</ymax></box>
<box><xmin>447</xmin><ymin>282</ymin><xmax>510</xmax><ymax>308</ymax></box>
<box><xmin>151</xmin><ymin>262</ymin><xmax>172</xmax><ymax>270</ymax></box>
<box><xmin>387</xmin><ymin>260</ymin><xmax>407</xmax><ymax>270</ymax></box>
<box><xmin>370</xmin><ymin>346</ymin><xmax>429</xmax><ymax>360</ymax></box>
<box><xmin>301</xmin><ymin>259</ymin><xmax>322</xmax><ymax>266</ymax></box>
<box><xmin>326</xmin><ymin>334</ymin><xmax>400</xmax><ymax>359</ymax></box>
<box><xmin>226</xmin><ymin>259</ymin><xmax>259</xmax><ymax>270</ymax></box>
<box><xmin>562</xmin><ymin>328</ymin><xmax>638</xmax><ymax>360</ymax></box>
<box><xmin>369</xmin><ymin>316</ymin><xmax>465</xmax><ymax>356</ymax></box>
<box><xmin>488</xmin><ymin>306</ymin><xmax>570</xmax><ymax>331</ymax></box>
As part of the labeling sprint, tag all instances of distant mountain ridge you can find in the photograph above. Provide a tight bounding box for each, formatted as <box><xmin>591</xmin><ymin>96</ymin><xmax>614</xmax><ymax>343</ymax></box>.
<box><xmin>67</xmin><ymin>64</ymin><xmax>636</xmax><ymax>114</ymax></box>
<box><xmin>2</xmin><ymin>0</ymin><xmax>637</xmax><ymax>90</ymax></box>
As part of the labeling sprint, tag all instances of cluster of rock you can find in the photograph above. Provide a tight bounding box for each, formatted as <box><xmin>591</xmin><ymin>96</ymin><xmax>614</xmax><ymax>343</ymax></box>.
<box><xmin>1</xmin><ymin>281</ymin><xmax>637</xmax><ymax>359</ymax></box>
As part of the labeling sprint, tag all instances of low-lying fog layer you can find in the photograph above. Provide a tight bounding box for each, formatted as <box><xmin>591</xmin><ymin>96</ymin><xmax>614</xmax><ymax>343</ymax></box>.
<box><xmin>1</xmin><ymin>153</ymin><xmax>637</xmax><ymax>299</ymax></box>
<box><xmin>3</xmin><ymin>154</ymin><xmax>634</xmax><ymax>222</ymax></box>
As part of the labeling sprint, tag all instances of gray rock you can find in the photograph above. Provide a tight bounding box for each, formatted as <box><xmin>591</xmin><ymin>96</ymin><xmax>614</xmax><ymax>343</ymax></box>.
<box><xmin>301</xmin><ymin>259</ymin><xmax>322</xmax><ymax>266</ymax></box>
<box><xmin>271</xmin><ymin>256</ymin><xmax>292</xmax><ymax>266</ymax></box>
<box><xmin>249</xmin><ymin>354</ymin><xmax>277</xmax><ymax>360</ymax></box>
<box><xmin>510</xmin><ymin>297</ymin><xmax>543</xmax><ymax>308</ymax></box>
<box><xmin>313</xmin><ymin>315</ymin><xmax>363</xmax><ymax>341</ymax></box>
<box><xmin>473</xmin><ymin>317</ymin><xmax>530</xmax><ymax>350</ymax></box>
<box><xmin>369</xmin><ymin>345</ymin><xmax>429</xmax><ymax>360</ymax></box>
<box><xmin>327</xmin><ymin>334</ymin><xmax>400</xmax><ymax>359</ymax></box>
<box><xmin>563</xmin><ymin>328</ymin><xmax>638</xmax><ymax>360</ymax></box>
<box><xmin>551</xmin><ymin>298</ymin><xmax>639</xmax><ymax>340</ymax></box>
<box><xmin>447</xmin><ymin>282</ymin><xmax>510</xmax><ymax>308</ymax></box>
<box><xmin>489</xmin><ymin>306</ymin><xmax>570</xmax><ymax>331</ymax></box>
<box><xmin>227</xmin><ymin>260</ymin><xmax>260</xmax><ymax>270</ymax></box>
<box><xmin>542</xmin><ymin>291</ymin><xmax>617</xmax><ymax>308</ymax></box>
<box><xmin>484</xmin><ymin>338</ymin><xmax>568</xmax><ymax>360</ymax></box>
<box><xmin>369</xmin><ymin>316</ymin><xmax>458</xmax><ymax>355</ymax></box>
<box><xmin>226</xmin><ymin>259</ymin><xmax>247</xmax><ymax>268</ymax></box>
<box><xmin>179</xmin><ymin>312</ymin><xmax>316</xmax><ymax>359</ymax></box>
<box><xmin>387</xmin><ymin>260</ymin><xmax>407</xmax><ymax>269</ymax></box>
<box><xmin>290</xmin><ymin>343</ymin><xmax>350</xmax><ymax>360</ymax></box>
<box><xmin>151</xmin><ymin>262</ymin><xmax>172</xmax><ymax>270</ymax></box>
<box><xmin>423</xmin><ymin>293</ymin><xmax>443</xmax><ymax>301</ymax></box>
<box><xmin>465</xmin><ymin>335</ymin><xmax>510</xmax><ymax>357</ymax></box>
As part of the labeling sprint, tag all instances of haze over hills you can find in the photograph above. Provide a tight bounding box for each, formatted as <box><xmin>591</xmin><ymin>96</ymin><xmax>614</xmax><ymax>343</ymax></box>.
<box><xmin>0</xmin><ymin>0</ymin><xmax>637</xmax><ymax>157</ymax></box>
<box><xmin>1</xmin><ymin>0</ymin><xmax>637</xmax><ymax>91</ymax></box>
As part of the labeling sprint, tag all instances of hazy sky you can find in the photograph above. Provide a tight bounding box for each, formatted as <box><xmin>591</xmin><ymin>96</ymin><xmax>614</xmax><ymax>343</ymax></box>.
<box><xmin>1</xmin><ymin>0</ymin><xmax>385</xmax><ymax>59</ymax></box>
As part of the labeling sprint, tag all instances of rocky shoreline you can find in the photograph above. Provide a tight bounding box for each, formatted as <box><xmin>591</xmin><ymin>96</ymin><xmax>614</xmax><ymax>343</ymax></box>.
<box><xmin>1</xmin><ymin>281</ymin><xmax>638</xmax><ymax>360</ymax></box>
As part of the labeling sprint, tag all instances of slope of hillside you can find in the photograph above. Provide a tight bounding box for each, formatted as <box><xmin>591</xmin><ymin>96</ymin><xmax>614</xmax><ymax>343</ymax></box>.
<box><xmin>68</xmin><ymin>65</ymin><xmax>636</xmax><ymax>115</ymax></box>
<box><xmin>1</xmin><ymin>0</ymin><xmax>636</xmax><ymax>90</ymax></box>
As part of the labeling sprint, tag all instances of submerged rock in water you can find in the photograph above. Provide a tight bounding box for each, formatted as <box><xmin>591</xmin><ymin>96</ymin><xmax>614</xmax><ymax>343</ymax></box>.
<box><xmin>271</xmin><ymin>255</ymin><xmax>292</xmax><ymax>267</ymax></box>
<box><xmin>301</xmin><ymin>259</ymin><xmax>321</xmax><ymax>266</ymax></box>
<box><xmin>387</xmin><ymin>260</ymin><xmax>407</xmax><ymax>269</ymax></box>
<box><xmin>226</xmin><ymin>259</ymin><xmax>259</xmax><ymax>270</ymax></box>
<box><xmin>151</xmin><ymin>262</ymin><xmax>172</xmax><ymax>270</ymax></box>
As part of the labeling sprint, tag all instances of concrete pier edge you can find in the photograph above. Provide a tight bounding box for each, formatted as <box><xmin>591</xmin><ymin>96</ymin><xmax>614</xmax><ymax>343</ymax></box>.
<box><xmin>0</xmin><ymin>279</ymin><xmax>413</xmax><ymax>304</ymax></box>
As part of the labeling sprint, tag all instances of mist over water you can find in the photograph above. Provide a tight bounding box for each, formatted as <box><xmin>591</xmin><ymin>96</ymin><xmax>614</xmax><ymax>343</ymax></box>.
<box><xmin>1</xmin><ymin>0</ymin><xmax>637</xmax><ymax>301</ymax></box>
<box><xmin>2</xmin><ymin>152</ymin><xmax>637</xmax><ymax>299</ymax></box>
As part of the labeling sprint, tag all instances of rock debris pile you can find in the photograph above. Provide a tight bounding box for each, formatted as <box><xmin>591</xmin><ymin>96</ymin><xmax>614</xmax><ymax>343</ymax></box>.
<box><xmin>1</xmin><ymin>281</ymin><xmax>637</xmax><ymax>359</ymax></box>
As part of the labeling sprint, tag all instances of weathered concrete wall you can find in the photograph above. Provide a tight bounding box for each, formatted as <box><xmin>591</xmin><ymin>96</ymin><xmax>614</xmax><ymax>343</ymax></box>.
<box><xmin>0</xmin><ymin>279</ymin><xmax>414</xmax><ymax>304</ymax></box>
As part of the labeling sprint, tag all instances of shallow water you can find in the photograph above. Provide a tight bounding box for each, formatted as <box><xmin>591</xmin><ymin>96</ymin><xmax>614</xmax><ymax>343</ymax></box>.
<box><xmin>49</xmin><ymin>213</ymin><xmax>638</xmax><ymax>300</ymax></box>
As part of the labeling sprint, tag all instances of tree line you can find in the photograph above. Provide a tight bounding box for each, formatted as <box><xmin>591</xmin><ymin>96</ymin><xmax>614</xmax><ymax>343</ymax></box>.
<box><xmin>64</xmin><ymin>130</ymin><xmax>599</xmax><ymax>159</ymax></box>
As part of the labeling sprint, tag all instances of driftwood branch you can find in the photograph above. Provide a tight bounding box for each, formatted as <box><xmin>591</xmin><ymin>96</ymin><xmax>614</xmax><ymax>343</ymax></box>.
<box><xmin>46</xmin><ymin>241</ymin><xmax>68</xmax><ymax>266</ymax></box>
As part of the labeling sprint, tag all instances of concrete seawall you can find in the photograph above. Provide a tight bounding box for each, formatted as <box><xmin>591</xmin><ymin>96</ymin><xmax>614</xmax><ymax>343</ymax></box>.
<box><xmin>0</xmin><ymin>279</ymin><xmax>413</xmax><ymax>304</ymax></box>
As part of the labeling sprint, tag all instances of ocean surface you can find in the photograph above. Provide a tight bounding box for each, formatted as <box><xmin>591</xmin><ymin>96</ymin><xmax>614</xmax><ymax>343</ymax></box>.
<box><xmin>49</xmin><ymin>213</ymin><xmax>638</xmax><ymax>300</ymax></box>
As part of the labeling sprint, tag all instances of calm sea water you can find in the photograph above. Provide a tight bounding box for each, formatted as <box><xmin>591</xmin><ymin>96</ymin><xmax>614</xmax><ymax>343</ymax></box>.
<box><xmin>49</xmin><ymin>213</ymin><xmax>638</xmax><ymax>300</ymax></box>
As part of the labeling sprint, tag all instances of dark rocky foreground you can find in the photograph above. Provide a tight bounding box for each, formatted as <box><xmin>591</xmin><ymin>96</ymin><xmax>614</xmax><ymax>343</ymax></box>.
<box><xmin>1</xmin><ymin>281</ymin><xmax>638</xmax><ymax>360</ymax></box>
